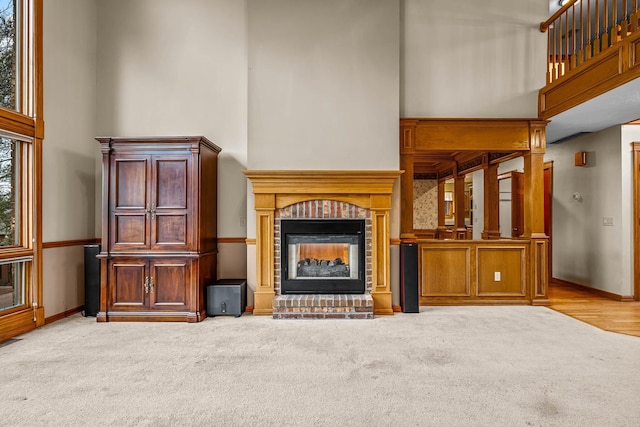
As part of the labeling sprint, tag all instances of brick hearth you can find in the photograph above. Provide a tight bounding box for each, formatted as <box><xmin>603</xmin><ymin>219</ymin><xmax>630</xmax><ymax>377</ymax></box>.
<box><xmin>272</xmin><ymin>294</ymin><xmax>373</xmax><ymax>319</ymax></box>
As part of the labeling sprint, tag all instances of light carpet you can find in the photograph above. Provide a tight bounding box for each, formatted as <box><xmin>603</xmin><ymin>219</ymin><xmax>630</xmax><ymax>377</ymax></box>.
<box><xmin>1</xmin><ymin>306</ymin><xmax>639</xmax><ymax>426</ymax></box>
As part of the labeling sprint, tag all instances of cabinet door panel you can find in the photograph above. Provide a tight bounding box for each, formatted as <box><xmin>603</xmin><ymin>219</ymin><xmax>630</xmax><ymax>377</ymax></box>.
<box><xmin>115</xmin><ymin>215</ymin><xmax>147</xmax><ymax>245</ymax></box>
<box><xmin>150</xmin><ymin>259</ymin><xmax>190</xmax><ymax>311</ymax></box>
<box><xmin>155</xmin><ymin>158</ymin><xmax>188</xmax><ymax>208</ymax></box>
<box><xmin>110</xmin><ymin>260</ymin><xmax>147</xmax><ymax>311</ymax></box>
<box><xmin>114</xmin><ymin>159</ymin><xmax>148</xmax><ymax>208</ymax></box>
<box><xmin>111</xmin><ymin>156</ymin><xmax>151</xmax><ymax>250</ymax></box>
<box><xmin>151</xmin><ymin>156</ymin><xmax>192</xmax><ymax>250</ymax></box>
<box><xmin>155</xmin><ymin>214</ymin><xmax>187</xmax><ymax>245</ymax></box>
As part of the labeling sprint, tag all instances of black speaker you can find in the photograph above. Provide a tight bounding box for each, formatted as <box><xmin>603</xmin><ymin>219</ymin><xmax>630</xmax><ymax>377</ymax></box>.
<box><xmin>400</xmin><ymin>243</ymin><xmax>419</xmax><ymax>313</ymax></box>
<box><xmin>206</xmin><ymin>279</ymin><xmax>247</xmax><ymax>317</ymax></box>
<box><xmin>84</xmin><ymin>244</ymin><xmax>100</xmax><ymax>317</ymax></box>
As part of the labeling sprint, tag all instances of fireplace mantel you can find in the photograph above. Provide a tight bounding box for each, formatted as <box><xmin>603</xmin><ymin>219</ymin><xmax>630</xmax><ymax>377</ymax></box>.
<box><xmin>243</xmin><ymin>170</ymin><xmax>403</xmax><ymax>316</ymax></box>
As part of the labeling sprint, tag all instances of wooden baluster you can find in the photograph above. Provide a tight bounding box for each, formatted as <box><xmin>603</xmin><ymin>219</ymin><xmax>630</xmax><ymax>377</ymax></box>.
<box><xmin>547</xmin><ymin>30</ymin><xmax>552</xmax><ymax>84</ymax></box>
<box><xmin>610</xmin><ymin>0</ymin><xmax>618</xmax><ymax>43</ymax></box>
<box><xmin>557</xmin><ymin>15</ymin><xmax>563</xmax><ymax>78</ymax></box>
<box><xmin>603</xmin><ymin>0</ymin><xmax>609</xmax><ymax>49</ymax></box>
<box><xmin>556</xmin><ymin>18</ymin><xmax>561</xmax><ymax>80</ymax></box>
<box><xmin>564</xmin><ymin>10</ymin><xmax>569</xmax><ymax>75</ymax></box>
<box><xmin>632</xmin><ymin>0</ymin><xmax>638</xmax><ymax>32</ymax></box>
<box><xmin>586</xmin><ymin>0</ymin><xmax>592</xmax><ymax>60</ymax></box>
<box><xmin>622</xmin><ymin>0</ymin><xmax>629</xmax><ymax>38</ymax></box>
<box><xmin>571</xmin><ymin>4</ymin><xmax>577</xmax><ymax>68</ymax></box>
<box><xmin>549</xmin><ymin>22</ymin><xmax>558</xmax><ymax>82</ymax></box>
<box><xmin>595</xmin><ymin>0</ymin><xmax>601</xmax><ymax>55</ymax></box>
<box><xmin>578</xmin><ymin>0</ymin><xmax>584</xmax><ymax>65</ymax></box>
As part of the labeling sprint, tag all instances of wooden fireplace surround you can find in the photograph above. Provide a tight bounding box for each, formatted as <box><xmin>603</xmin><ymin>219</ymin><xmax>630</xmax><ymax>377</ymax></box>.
<box><xmin>243</xmin><ymin>170</ymin><xmax>403</xmax><ymax>315</ymax></box>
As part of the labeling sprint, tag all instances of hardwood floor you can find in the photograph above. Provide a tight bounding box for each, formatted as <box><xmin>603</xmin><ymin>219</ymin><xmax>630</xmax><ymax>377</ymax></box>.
<box><xmin>549</xmin><ymin>283</ymin><xmax>640</xmax><ymax>338</ymax></box>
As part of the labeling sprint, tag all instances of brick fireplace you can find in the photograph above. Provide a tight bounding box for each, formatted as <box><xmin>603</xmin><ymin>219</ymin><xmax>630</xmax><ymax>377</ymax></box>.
<box><xmin>274</xmin><ymin>201</ymin><xmax>371</xmax><ymax>318</ymax></box>
<box><xmin>243</xmin><ymin>170</ymin><xmax>402</xmax><ymax>317</ymax></box>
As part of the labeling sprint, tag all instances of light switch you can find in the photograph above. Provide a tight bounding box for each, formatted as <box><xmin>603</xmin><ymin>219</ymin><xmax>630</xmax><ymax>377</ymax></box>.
<box><xmin>603</xmin><ymin>217</ymin><xmax>614</xmax><ymax>226</ymax></box>
<box><xmin>494</xmin><ymin>272</ymin><xmax>501</xmax><ymax>281</ymax></box>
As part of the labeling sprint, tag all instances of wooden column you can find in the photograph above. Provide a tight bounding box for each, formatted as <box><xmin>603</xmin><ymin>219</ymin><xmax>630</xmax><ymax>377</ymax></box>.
<box><xmin>400</xmin><ymin>153</ymin><xmax>415</xmax><ymax>242</ymax></box>
<box><xmin>400</xmin><ymin>121</ymin><xmax>417</xmax><ymax>242</ymax></box>
<box><xmin>522</xmin><ymin>123</ymin><xmax>549</xmax><ymax>305</ymax></box>
<box><xmin>253</xmin><ymin>194</ymin><xmax>276</xmax><ymax>315</ymax></box>
<box><xmin>437</xmin><ymin>179</ymin><xmax>447</xmax><ymax>239</ymax></box>
<box><xmin>632</xmin><ymin>143</ymin><xmax>640</xmax><ymax>301</ymax></box>
<box><xmin>453</xmin><ymin>172</ymin><xmax>467</xmax><ymax>239</ymax></box>
<box><xmin>482</xmin><ymin>158</ymin><xmax>501</xmax><ymax>239</ymax></box>
<box><xmin>522</xmin><ymin>157</ymin><xmax>546</xmax><ymax>237</ymax></box>
<box><xmin>371</xmin><ymin>195</ymin><xmax>393</xmax><ymax>315</ymax></box>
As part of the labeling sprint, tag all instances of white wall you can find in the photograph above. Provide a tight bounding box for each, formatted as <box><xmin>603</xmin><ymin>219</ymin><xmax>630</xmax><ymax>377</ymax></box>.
<box><xmin>96</xmin><ymin>0</ymin><xmax>248</xmax><ymax>240</ymax></box>
<box><xmin>545</xmin><ymin>126</ymin><xmax>630</xmax><ymax>296</ymax></box>
<box><xmin>43</xmin><ymin>0</ymin><xmax>98</xmax><ymax>316</ymax></box>
<box><xmin>43</xmin><ymin>0</ymin><xmax>98</xmax><ymax>242</ymax></box>
<box><xmin>247</xmin><ymin>0</ymin><xmax>399</xmax><ymax>170</ymax></box>
<box><xmin>401</xmin><ymin>0</ymin><xmax>547</xmax><ymax>117</ymax></box>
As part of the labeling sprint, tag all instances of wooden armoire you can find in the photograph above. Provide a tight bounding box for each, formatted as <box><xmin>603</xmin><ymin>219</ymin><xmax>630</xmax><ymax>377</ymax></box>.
<box><xmin>96</xmin><ymin>136</ymin><xmax>220</xmax><ymax>322</ymax></box>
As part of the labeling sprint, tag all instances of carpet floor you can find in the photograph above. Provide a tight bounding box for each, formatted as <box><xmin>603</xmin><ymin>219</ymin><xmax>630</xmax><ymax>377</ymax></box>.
<box><xmin>1</xmin><ymin>306</ymin><xmax>639</xmax><ymax>426</ymax></box>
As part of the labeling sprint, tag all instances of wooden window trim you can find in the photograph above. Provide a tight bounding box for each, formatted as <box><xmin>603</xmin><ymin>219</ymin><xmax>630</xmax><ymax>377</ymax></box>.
<box><xmin>0</xmin><ymin>0</ymin><xmax>44</xmax><ymax>342</ymax></box>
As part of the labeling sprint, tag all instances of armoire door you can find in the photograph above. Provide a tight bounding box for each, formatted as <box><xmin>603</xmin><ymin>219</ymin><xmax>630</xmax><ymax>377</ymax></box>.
<box><xmin>149</xmin><ymin>259</ymin><xmax>190</xmax><ymax>311</ymax></box>
<box><xmin>150</xmin><ymin>155</ymin><xmax>193</xmax><ymax>251</ymax></box>
<box><xmin>108</xmin><ymin>259</ymin><xmax>148</xmax><ymax>311</ymax></box>
<box><xmin>110</xmin><ymin>155</ymin><xmax>151</xmax><ymax>251</ymax></box>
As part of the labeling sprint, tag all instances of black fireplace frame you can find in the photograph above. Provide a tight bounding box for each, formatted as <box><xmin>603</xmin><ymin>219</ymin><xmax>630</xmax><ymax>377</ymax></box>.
<box><xmin>280</xmin><ymin>219</ymin><xmax>366</xmax><ymax>294</ymax></box>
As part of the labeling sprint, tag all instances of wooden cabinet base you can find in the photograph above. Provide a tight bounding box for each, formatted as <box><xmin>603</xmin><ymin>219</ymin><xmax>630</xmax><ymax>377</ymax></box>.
<box><xmin>97</xmin><ymin>310</ymin><xmax>206</xmax><ymax>323</ymax></box>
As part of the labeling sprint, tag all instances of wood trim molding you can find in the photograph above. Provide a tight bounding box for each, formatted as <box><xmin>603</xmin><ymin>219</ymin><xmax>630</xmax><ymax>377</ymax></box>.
<box><xmin>400</xmin><ymin>118</ymin><xmax>545</xmax><ymax>152</ymax></box>
<box><xmin>33</xmin><ymin>0</ymin><xmax>45</xmax><ymax>329</ymax></box>
<box><xmin>243</xmin><ymin>170</ymin><xmax>403</xmax><ymax>198</ymax></box>
<box><xmin>42</xmin><ymin>238</ymin><xmax>100</xmax><ymax>249</ymax></box>
<box><xmin>44</xmin><ymin>305</ymin><xmax>84</xmax><ymax>325</ymax></box>
<box><xmin>218</xmin><ymin>237</ymin><xmax>247</xmax><ymax>244</ymax></box>
<box><xmin>633</xmin><ymin>142</ymin><xmax>640</xmax><ymax>301</ymax></box>
<box><xmin>245</xmin><ymin>238</ymin><xmax>256</xmax><ymax>245</ymax></box>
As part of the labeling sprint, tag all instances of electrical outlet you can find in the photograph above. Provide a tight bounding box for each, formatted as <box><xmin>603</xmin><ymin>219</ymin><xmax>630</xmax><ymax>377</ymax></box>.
<box><xmin>494</xmin><ymin>272</ymin><xmax>501</xmax><ymax>281</ymax></box>
<box><xmin>603</xmin><ymin>217</ymin><xmax>614</xmax><ymax>226</ymax></box>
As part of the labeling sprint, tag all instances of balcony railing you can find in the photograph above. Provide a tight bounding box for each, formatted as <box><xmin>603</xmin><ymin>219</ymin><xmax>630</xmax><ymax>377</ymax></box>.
<box><xmin>541</xmin><ymin>0</ymin><xmax>639</xmax><ymax>84</ymax></box>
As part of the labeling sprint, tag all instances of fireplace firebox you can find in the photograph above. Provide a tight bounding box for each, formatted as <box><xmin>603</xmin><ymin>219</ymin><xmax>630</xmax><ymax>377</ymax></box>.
<box><xmin>280</xmin><ymin>219</ymin><xmax>366</xmax><ymax>294</ymax></box>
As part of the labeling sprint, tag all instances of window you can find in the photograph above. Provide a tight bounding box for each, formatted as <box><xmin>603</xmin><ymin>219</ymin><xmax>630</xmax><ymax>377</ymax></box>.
<box><xmin>0</xmin><ymin>0</ymin><xmax>42</xmax><ymax>340</ymax></box>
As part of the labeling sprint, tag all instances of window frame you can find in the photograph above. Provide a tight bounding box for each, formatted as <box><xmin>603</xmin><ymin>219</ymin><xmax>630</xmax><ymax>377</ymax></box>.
<box><xmin>0</xmin><ymin>0</ymin><xmax>43</xmax><ymax>339</ymax></box>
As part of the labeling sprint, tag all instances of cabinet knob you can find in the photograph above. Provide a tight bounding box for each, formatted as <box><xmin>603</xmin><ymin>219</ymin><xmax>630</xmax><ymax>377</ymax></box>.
<box><xmin>144</xmin><ymin>276</ymin><xmax>150</xmax><ymax>294</ymax></box>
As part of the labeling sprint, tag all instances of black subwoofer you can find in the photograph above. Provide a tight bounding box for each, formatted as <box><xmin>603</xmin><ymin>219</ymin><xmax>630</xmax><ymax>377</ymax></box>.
<box><xmin>83</xmin><ymin>244</ymin><xmax>100</xmax><ymax>317</ymax></box>
<box><xmin>206</xmin><ymin>279</ymin><xmax>247</xmax><ymax>317</ymax></box>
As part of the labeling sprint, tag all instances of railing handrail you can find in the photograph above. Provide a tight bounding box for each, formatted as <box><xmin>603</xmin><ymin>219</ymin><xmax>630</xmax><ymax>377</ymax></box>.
<box><xmin>540</xmin><ymin>0</ymin><xmax>640</xmax><ymax>85</ymax></box>
<box><xmin>540</xmin><ymin>0</ymin><xmax>580</xmax><ymax>32</ymax></box>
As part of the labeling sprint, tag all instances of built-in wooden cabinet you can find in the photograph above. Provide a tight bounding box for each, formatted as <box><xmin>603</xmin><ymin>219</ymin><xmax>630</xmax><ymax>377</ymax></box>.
<box><xmin>97</xmin><ymin>136</ymin><xmax>220</xmax><ymax>322</ymax></box>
